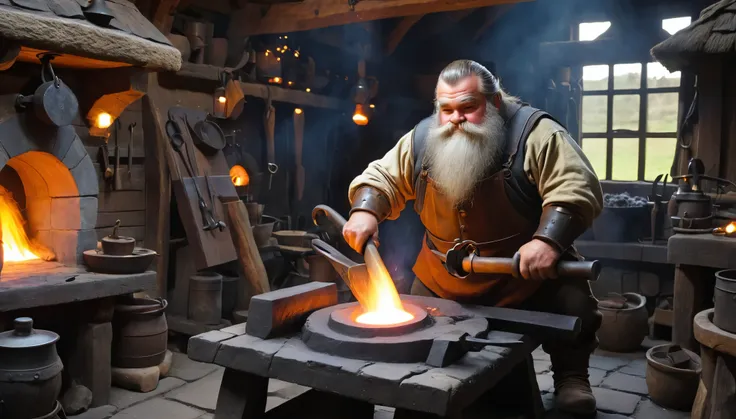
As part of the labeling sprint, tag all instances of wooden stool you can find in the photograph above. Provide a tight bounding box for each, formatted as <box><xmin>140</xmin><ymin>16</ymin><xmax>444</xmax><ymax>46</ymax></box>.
<box><xmin>692</xmin><ymin>309</ymin><xmax>736</xmax><ymax>419</ymax></box>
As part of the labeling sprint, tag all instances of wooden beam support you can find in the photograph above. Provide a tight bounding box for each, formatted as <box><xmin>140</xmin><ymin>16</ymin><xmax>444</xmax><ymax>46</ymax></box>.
<box><xmin>229</xmin><ymin>0</ymin><xmax>532</xmax><ymax>37</ymax></box>
<box><xmin>165</xmin><ymin>63</ymin><xmax>349</xmax><ymax>110</ymax></box>
<box><xmin>385</xmin><ymin>15</ymin><xmax>423</xmax><ymax>56</ymax></box>
<box><xmin>472</xmin><ymin>5</ymin><xmax>513</xmax><ymax>41</ymax></box>
<box><xmin>153</xmin><ymin>0</ymin><xmax>182</xmax><ymax>33</ymax></box>
<box><xmin>447</xmin><ymin>8</ymin><xmax>477</xmax><ymax>23</ymax></box>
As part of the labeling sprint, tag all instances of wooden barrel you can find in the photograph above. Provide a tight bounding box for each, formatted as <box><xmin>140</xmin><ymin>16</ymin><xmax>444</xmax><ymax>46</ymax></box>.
<box><xmin>188</xmin><ymin>272</ymin><xmax>223</xmax><ymax>325</ymax></box>
<box><xmin>112</xmin><ymin>297</ymin><xmax>168</xmax><ymax>369</ymax></box>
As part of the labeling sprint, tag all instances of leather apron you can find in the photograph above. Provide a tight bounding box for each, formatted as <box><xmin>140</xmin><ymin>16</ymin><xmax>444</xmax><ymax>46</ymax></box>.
<box><xmin>412</xmin><ymin>167</ymin><xmax>542</xmax><ymax>307</ymax></box>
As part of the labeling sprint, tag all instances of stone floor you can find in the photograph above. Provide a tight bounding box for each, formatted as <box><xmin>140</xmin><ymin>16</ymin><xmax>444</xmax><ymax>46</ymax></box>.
<box><xmin>73</xmin><ymin>337</ymin><xmax>690</xmax><ymax>419</ymax></box>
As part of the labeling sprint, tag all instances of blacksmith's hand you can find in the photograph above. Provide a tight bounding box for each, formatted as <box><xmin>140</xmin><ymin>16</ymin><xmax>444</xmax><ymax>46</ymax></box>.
<box><xmin>343</xmin><ymin>211</ymin><xmax>379</xmax><ymax>254</ymax></box>
<box><xmin>517</xmin><ymin>239</ymin><xmax>561</xmax><ymax>280</ymax></box>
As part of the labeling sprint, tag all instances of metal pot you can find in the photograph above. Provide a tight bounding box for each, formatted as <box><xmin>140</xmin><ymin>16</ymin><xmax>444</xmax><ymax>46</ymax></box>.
<box><xmin>101</xmin><ymin>220</ymin><xmax>136</xmax><ymax>256</ymax></box>
<box><xmin>714</xmin><ymin>269</ymin><xmax>736</xmax><ymax>333</ymax></box>
<box><xmin>646</xmin><ymin>344</ymin><xmax>701</xmax><ymax>411</ymax></box>
<box><xmin>0</xmin><ymin>317</ymin><xmax>63</xmax><ymax>419</ymax></box>
<box><xmin>16</xmin><ymin>53</ymin><xmax>79</xmax><ymax>127</ymax></box>
<box><xmin>597</xmin><ymin>293</ymin><xmax>649</xmax><ymax>352</ymax></box>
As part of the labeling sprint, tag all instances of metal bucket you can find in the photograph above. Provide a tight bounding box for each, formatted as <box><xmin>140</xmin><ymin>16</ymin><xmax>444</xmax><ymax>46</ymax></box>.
<box><xmin>714</xmin><ymin>269</ymin><xmax>736</xmax><ymax>333</ymax></box>
<box><xmin>188</xmin><ymin>272</ymin><xmax>223</xmax><ymax>325</ymax></box>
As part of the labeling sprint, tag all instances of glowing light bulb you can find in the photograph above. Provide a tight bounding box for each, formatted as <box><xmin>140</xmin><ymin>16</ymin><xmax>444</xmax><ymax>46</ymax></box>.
<box><xmin>218</xmin><ymin>96</ymin><xmax>226</xmax><ymax>104</ymax></box>
<box><xmin>96</xmin><ymin>112</ymin><xmax>113</xmax><ymax>129</ymax></box>
<box><xmin>294</xmin><ymin>108</ymin><xmax>303</xmax><ymax>115</ymax></box>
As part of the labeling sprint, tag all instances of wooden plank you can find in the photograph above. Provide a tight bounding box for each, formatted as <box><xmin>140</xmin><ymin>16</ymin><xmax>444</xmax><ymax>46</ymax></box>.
<box><xmin>142</xmin><ymin>75</ymin><xmax>171</xmax><ymax>297</ymax></box>
<box><xmin>539</xmin><ymin>39</ymin><xmax>656</xmax><ymax>67</ymax></box>
<box><xmin>228</xmin><ymin>0</ymin><xmax>531</xmax><ymax>37</ymax></box>
<box><xmin>93</xmin><ymin>163</ymin><xmax>146</xmax><ymax>191</ymax></box>
<box><xmin>696</xmin><ymin>61</ymin><xmax>723</xmax><ymax>189</ymax></box>
<box><xmin>152</xmin><ymin>0</ymin><xmax>181</xmax><ymax>33</ymax></box>
<box><xmin>672</xmin><ymin>265</ymin><xmax>712</xmax><ymax>353</ymax></box>
<box><xmin>98</xmin><ymin>190</ymin><xmax>146</xmax><ymax>212</ymax></box>
<box><xmin>668</xmin><ymin>234</ymin><xmax>736</xmax><ymax>269</ymax></box>
<box><xmin>96</xmin><ymin>210</ymin><xmax>146</xmax><ymax>228</ymax></box>
<box><xmin>721</xmin><ymin>64</ymin><xmax>736</xmax><ymax>183</ymax></box>
<box><xmin>169</xmin><ymin>63</ymin><xmax>347</xmax><ymax>110</ymax></box>
<box><xmin>96</xmin><ymin>226</ymin><xmax>146</xmax><ymax>241</ymax></box>
<box><xmin>385</xmin><ymin>15</ymin><xmax>424</xmax><ymax>56</ymax></box>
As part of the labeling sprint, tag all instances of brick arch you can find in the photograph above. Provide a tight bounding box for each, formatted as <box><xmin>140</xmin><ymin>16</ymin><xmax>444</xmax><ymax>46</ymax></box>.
<box><xmin>0</xmin><ymin>115</ymin><xmax>99</xmax><ymax>265</ymax></box>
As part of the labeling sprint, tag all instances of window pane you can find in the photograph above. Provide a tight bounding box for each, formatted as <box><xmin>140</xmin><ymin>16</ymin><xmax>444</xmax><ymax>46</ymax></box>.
<box><xmin>579</xmin><ymin>21</ymin><xmax>611</xmax><ymax>41</ymax></box>
<box><xmin>614</xmin><ymin>63</ymin><xmax>642</xmax><ymax>90</ymax></box>
<box><xmin>613</xmin><ymin>95</ymin><xmax>640</xmax><ymax>130</ymax></box>
<box><xmin>582</xmin><ymin>138</ymin><xmax>607</xmax><ymax>178</ymax></box>
<box><xmin>662</xmin><ymin>17</ymin><xmax>691</xmax><ymax>35</ymax></box>
<box><xmin>645</xmin><ymin>138</ymin><xmax>677</xmax><ymax>181</ymax></box>
<box><xmin>647</xmin><ymin>93</ymin><xmax>679</xmax><ymax>132</ymax></box>
<box><xmin>582</xmin><ymin>95</ymin><xmax>608</xmax><ymax>133</ymax></box>
<box><xmin>647</xmin><ymin>62</ymin><xmax>681</xmax><ymax>88</ymax></box>
<box><xmin>612</xmin><ymin>138</ymin><xmax>639</xmax><ymax>180</ymax></box>
<box><xmin>583</xmin><ymin>65</ymin><xmax>608</xmax><ymax>91</ymax></box>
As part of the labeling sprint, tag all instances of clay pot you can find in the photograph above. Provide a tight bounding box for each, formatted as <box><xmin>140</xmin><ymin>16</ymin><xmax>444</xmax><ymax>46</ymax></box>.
<box><xmin>646</xmin><ymin>344</ymin><xmax>701</xmax><ymax>411</ymax></box>
<box><xmin>112</xmin><ymin>297</ymin><xmax>168</xmax><ymax>368</ymax></box>
<box><xmin>167</xmin><ymin>34</ymin><xmax>191</xmax><ymax>63</ymax></box>
<box><xmin>252</xmin><ymin>222</ymin><xmax>275</xmax><ymax>248</ymax></box>
<box><xmin>207</xmin><ymin>38</ymin><xmax>228</xmax><ymax>67</ymax></box>
<box><xmin>596</xmin><ymin>292</ymin><xmax>649</xmax><ymax>352</ymax></box>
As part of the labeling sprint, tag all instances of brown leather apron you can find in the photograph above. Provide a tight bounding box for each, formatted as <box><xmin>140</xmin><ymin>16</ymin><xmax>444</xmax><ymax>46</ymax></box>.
<box><xmin>412</xmin><ymin>167</ymin><xmax>542</xmax><ymax>307</ymax></box>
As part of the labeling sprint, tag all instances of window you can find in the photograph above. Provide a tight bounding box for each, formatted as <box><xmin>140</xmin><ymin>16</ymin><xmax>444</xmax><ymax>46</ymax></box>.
<box><xmin>577</xmin><ymin>17</ymin><xmax>692</xmax><ymax>181</ymax></box>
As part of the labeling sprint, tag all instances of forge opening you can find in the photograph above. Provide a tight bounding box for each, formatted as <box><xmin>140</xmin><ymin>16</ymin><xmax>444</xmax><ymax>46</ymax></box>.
<box><xmin>0</xmin><ymin>150</ymin><xmax>96</xmax><ymax>269</ymax></box>
<box><xmin>327</xmin><ymin>302</ymin><xmax>431</xmax><ymax>338</ymax></box>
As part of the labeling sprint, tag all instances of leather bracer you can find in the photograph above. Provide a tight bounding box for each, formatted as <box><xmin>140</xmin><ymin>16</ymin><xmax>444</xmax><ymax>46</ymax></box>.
<box><xmin>349</xmin><ymin>186</ymin><xmax>391</xmax><ymax>222</ymax></box>
<box><xmin>533</xmin><ymin>206</ymin><xmax>587</xmax><ymax>252</ymax></box>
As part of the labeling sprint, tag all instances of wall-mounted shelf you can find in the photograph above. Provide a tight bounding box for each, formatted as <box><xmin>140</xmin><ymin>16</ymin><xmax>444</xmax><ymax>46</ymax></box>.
<box><xmin>171</xmin><ymin>63</ymin><xmax>347</xmax><ymax>110</ymax></box>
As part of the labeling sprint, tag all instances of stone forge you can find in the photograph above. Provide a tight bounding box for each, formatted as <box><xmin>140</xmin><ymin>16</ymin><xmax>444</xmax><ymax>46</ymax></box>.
<box><xmin>0</xmin><ymin>115</ymin><xmax>98</xmax><ymax>268</ymax></box>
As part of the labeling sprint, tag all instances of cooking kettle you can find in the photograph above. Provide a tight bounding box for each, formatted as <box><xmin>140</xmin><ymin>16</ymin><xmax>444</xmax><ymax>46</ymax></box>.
<box><xmin>16</xmin><ymin>53</ymin><xmax>79</xmax><ymax>127</ymax></box>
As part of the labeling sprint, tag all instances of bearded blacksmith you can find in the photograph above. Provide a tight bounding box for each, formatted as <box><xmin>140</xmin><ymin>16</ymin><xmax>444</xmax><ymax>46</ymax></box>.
<box><xmin>343</xmin><ymin>60</ymin><xmax>604</xmax><ymax>415</ymax></box>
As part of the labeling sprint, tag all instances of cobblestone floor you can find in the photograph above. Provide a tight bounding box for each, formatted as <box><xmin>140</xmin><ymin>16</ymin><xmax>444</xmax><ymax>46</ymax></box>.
<box><xmin>73</xmin><ymin>337</ymin><xmax>690</xmax><ymax>419</ymax></box>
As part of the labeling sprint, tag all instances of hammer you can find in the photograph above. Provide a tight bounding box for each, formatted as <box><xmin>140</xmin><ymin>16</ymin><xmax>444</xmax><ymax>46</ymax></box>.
<box><xmin>441</xmin><ymin>240</ymin><xmax>600</xmax><ymax>281</ymax></box>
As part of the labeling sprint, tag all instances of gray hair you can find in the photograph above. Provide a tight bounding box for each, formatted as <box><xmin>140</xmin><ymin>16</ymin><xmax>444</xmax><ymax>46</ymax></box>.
<box><xmin>435</xmin><ymin>59</ymin><xmax>519</xmax><ymax>103</ymax></box>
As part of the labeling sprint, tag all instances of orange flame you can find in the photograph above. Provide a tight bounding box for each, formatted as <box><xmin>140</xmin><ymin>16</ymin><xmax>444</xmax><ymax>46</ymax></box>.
<box><xmin>354</xmin><ymin>250</ymin><xmax>413</xmax><ymax>325</ymax></box>
<box><xmin>0</xmin><ymin>187</ymin><xmax>44</xmax><ymax>262</ymax></box>
<box><xmin>230</xmin><ymin>165</ymin><xmax>249</xmax><ymax>187</ymax></box>
<box><xmin>352</xmin><ymin>104</ymin><xmax>369</xmax><ymax>126</ymax></box>
<box><xmin>727</xmin><ymin>222</ymin><xmax>736</xmax><ymax>234</ymax></box>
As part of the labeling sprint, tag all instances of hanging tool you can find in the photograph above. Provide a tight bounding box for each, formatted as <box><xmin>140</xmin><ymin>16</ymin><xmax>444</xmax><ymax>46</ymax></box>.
<box><xmin>127</xmin><ymin>122</ymin><xmax>136</xmax><ymax>177</ymax></box>
<box><xmin>439</xmin><ymin>240</ymin><xmax>600</xmax><ymax>281</ymax></box>
<box><xmin>98</xmin><ymin>144</ymin><xmax>114</xmax><ymax>183</ymax></box>
<box><xmin>264</xmin><ymin>88</ymin><xmax>278</xmax><ymax>190</ymax></box>
<box><xmin>650</xmin><ymin>174</ymin><xmax>667</xmax><ymax>244</ymax></box>
<box><xmin>165</xmin><ymin>117</ymin><xmax>224</xmax><ymax>232</ymax></box>
<box><xmin>294</xmin><ymin>108</ymin><xmax>305</xmax><ymax>201</ymax></box>
<box><xmin>112</xmin><ymin>119</ymin><xmax>122</xmax><ymax>191</ymax></box>
<box><xmin>205</xmin><ymin>171</ymin><xmax>227</xmax><ymax>231</ymax></box>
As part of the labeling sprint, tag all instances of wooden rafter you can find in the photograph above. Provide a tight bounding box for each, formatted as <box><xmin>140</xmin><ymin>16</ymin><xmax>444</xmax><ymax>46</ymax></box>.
<box><xmin>385</xmin><ymin>15</ymin><xmax>423</xmax><ymax>56</ymax></box>
<box><xmin>472</xmin><ymin>4</ymin><xmax>514</xmax><ymax>41</ymax></box>
<box><xmin>152</xmin><ymin>0</ymin><xmax>182</xmax><ymax>33</ymax></box>
<box><xmin>228</xmin><ymin>0</ymin><xmax>532</xmax><ymax>37</ymax></box>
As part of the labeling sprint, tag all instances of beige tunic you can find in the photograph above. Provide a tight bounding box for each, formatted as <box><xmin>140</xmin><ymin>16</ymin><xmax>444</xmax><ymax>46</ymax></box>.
<box><xmin>349</xmin><ymin>118</ymin><xmax>603</xmax><ymax>225</ymax></box>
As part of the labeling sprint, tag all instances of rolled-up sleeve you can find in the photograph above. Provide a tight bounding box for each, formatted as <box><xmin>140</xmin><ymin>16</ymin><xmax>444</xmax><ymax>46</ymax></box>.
<box><xmin>348</xmin><ymin>130</ymin><xmax>417</xmax><ymax>220</ymax></box>
<box><xmin>524</xmin><ymin>119</ymin><xmax>604</xmax><ymax>227</ymax></box>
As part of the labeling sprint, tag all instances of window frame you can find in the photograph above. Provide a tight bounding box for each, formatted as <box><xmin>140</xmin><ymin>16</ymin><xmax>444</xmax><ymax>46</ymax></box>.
<box><xmin>580</xmin><ymin>62</ymin><xmax>680</xmax><ymax>181</ymax></box>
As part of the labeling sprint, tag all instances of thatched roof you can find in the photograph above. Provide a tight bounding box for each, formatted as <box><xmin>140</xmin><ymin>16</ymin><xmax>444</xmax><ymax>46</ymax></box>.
<box><xmin>651</xmin><ymin>0</ymin><xmax>736</xmax><ymax>72</ymax></box>
<box><xmin>0</xmin><ymin>0</ymin><xmax>181</xmax><ymax>71</ymax></box>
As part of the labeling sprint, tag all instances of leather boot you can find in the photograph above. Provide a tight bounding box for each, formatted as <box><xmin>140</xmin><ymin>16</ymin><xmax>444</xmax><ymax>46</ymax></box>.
<box><xmin>550</xmin><ymin>352</ymin><xmax>597</xmax><ymax>416</ymax></box>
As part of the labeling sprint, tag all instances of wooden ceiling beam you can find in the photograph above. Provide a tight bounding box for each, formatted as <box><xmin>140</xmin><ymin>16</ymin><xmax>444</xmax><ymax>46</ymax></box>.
<box><xmin>472</xmin><ymin>4</ymin><xmax>514</xmax><ymax>41</ymax></box>
<box><xmin>228</xmin><ymin>0</ymin><xmax>532</xmax><ymax>37</ymax></box>
<box><xmin>384</xmin><ymin>14</ymin><xmax>423</xmax><ymax>56</ymax></box>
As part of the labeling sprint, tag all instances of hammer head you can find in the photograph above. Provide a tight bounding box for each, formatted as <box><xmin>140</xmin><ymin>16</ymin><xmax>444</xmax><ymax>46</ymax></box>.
<box><xmin>425</xmin><ymin>331</ymin><xmax>471</xmax><ymax>367</ymax></box>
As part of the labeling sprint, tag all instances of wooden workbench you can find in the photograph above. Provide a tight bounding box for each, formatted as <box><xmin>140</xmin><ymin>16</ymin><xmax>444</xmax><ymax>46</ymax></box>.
<box><xmin>668</xmin><ymin>234</ymin><xmax>736</xmax><ymax>352</ymax></box>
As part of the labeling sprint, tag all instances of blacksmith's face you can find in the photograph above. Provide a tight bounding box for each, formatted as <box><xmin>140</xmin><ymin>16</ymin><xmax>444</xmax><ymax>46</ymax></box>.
<box><xmin>435</xmin><ymin>76</ymin><xmax>490</xmax><ymax>127</ymax></box>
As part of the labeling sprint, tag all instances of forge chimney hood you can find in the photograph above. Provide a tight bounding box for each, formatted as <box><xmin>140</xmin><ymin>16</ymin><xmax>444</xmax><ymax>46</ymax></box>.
<box><xmin>0</xmin><ymin>0</ymin><xmax>181</xmax><ymax>71</ymax></box>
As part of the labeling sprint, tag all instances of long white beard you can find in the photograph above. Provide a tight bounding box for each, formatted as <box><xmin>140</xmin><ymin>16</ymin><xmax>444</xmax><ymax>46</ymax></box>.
<box><xmin>424</xmin><ymin>106</ymin><xmax>506</xmax><ymax>207</ymax></box>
